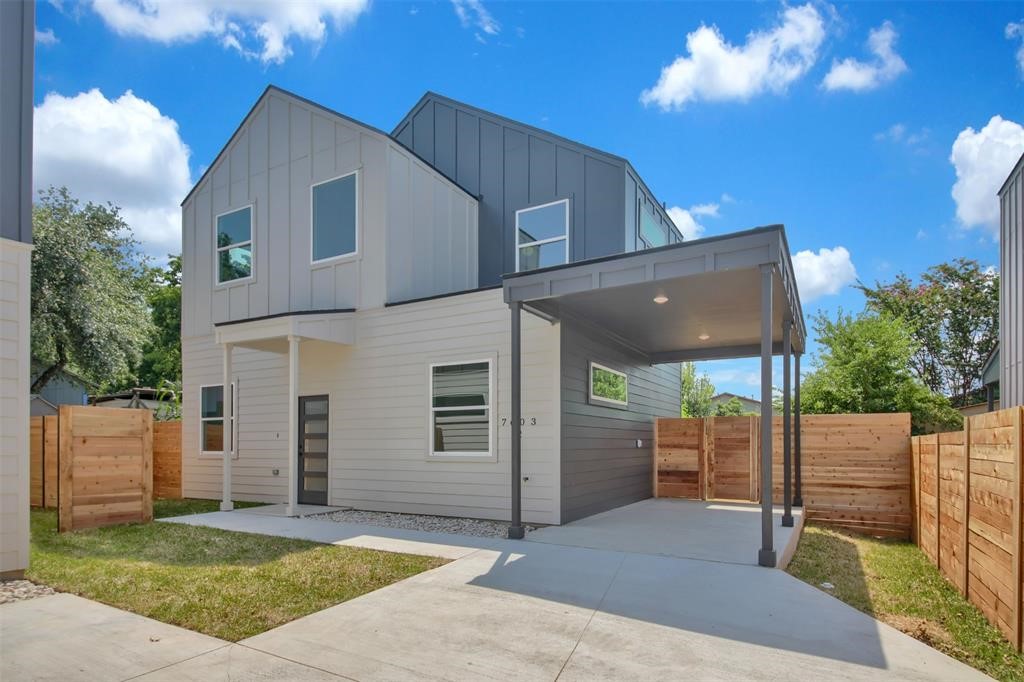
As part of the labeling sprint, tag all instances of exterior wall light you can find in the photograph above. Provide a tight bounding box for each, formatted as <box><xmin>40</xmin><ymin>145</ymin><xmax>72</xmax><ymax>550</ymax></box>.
<box><xmin>653</xmin><ymin>295</ymin><xmax>669</xmax><ymax>304</ymax></box>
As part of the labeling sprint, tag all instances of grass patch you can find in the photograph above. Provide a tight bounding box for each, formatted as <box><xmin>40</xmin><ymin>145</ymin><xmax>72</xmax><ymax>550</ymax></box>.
<box><xmin>153</xmin><ymin>497</ymin><xmax>265</xmax><ymax>519</ymax></box>
<box><xmin>788</xmin><ymin>523</ymin><xmax>1024</xmax><ymax>681</ymax></box>
<box><xmin>27</xmin><ymin>507</ymin><xmax>446</xmax><ymax>641</ymax></box>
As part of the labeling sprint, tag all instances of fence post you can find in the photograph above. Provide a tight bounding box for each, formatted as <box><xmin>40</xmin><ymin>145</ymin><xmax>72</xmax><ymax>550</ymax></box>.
<box><xmin>1015</xmin><ymin>407</ymin><xmax>1024</xmax><ymax>652</ymax></box>
<box><xmin>935</xmin><ymin>434</ymin><xmax>941</xmax><ymax>572</ymax></box>
<box><xmin>142</xmin><ymin>411</ymin><xmax>154</xmax><ymax>523</ymax></box>
<box><xmin>704</xmin><ymin>417</ymin><xmax>715</xmax><ymax>500</ymax></box>
<box><xmin>697</xmin><ymin>417</ymin><xmax>705</xmax><ymax>501</ymax></box>
<box><xmin>57</xmin><ymin>406</ymin><xmax>73</xmax><ymax>533</ymax></box>
<box><xmin>963</xmin><ymin>418</ymin><xmax>971</xmax><ymax>598</ymax></box>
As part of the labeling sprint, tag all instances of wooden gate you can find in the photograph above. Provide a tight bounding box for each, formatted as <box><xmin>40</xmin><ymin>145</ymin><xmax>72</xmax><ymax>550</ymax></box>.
<box><xmin>707</xmin><ymin>416</ymin><xmax>760</xmax><ymax>501</ymax></box>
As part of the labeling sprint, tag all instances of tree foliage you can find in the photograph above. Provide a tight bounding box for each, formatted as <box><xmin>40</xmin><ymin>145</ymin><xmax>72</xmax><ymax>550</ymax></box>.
<box><xmin>680</xmin><ymin>363</ymin><xmax>715</xmax><ymax>417</ymax></box>
<box><xmin>857</xmin><ymin>258</ymin><xmax>998</xmax><ymax>407</ymax></box>
<box><xmin>714</xmin><ymin>396</ymin><xmax>749</xmax><ymax>416</ymax></box>
<box><xmin>136</xmin><ymin>255</ymin><xmax>182</xmax><ymax>388</ymax></box>
<box><xmin>799</xmin><ymin>310</ymin><xmax>962</xmax><ymax>435</ymax></box>
<box><xmin>31</xmin><ymin>187</ymin><xmax>154</xmax><ymax>393</ymax></box>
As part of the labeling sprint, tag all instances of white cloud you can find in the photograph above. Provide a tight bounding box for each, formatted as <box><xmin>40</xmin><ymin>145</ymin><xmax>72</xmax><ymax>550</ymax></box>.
<box><xmin>640</xmin><ymin>4</ymin><xmax>825</xmax><ymax>110</ymax></box>
<box><xmin>89</xmin><ymin>0</ymin><xmax>368</xmax><ymax>64</ymax></box>
<box><xmin>667</xmin><ymin>207</ymin><xmax>703</xmax><ymax>240</ymax></box>
<box><xmin>950</xmin><ymin>115</ymin><xmax>1024</xmax><ymax>235</ymax></box>
<box><xmin>874</xmin><ymin>122</ymin><xmax>928</xmax><ymax>148</ymax></box>
<box><xmin>33</xmin><ymin>89</ymin><xmax>192</xmax><ymax>258</ymax></box>
<box><xmin>689</xmin><ymin>202</ymin><xmax>720</xmax><ymax>218</ymax></box>
<box><xmin>451</xmin><ymin>0</ymin><xmax>499</xmax><ymax>37</ymax></box>
<box><xmin>792</xmin><ymin>246</ymin><xmax>857</xmax><ymax>301</ymax></box>
<box><xmin>1008</xmin><ymin>21</ymin><xmax>1024</xmax><ymax>77</ymax></box>
<box><xmin>35</xmin><ymin>28</ymin><xmax>59</xmax><ymax>46</ymax></box>
<box><xmin>720</xmin><ymin>192</ymin><xmax>736</xmax><ymax>204</ymax></box>
<box><xmin>709</xmin><ymin>367</ymin><xmax>761</xmax><ymax>388</ymax></box>
<box><xmin>823</xmin><ymin>21</ymin><xmax>907</xmax><ymax>92</ymax></box>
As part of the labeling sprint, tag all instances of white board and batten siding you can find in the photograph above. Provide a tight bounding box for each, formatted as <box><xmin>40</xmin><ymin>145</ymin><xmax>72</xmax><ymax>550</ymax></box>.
<box><xmin>0</xmin><ymin>240</ymin><xmax>31</xmax><ymax>575</ymax></box>
<box><xmin>181</xmin><ymin>88</ymin><xmax>478</xmax><ymax>339</ymax></box>
<box><xmin>182</xmin><ymin>289</ymin><xmax>562</xmax><ymax>524</ymax></box>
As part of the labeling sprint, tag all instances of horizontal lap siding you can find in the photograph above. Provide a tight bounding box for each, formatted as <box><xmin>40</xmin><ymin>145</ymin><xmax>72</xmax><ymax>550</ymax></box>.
<box><xmin>182</xmin><ymin>289</ymin><xmax>560</xmax><ymax>524</ymax></box>
<box><xmin>560</xmin><ymin>317</ymin><xmax>680</xmax><ymax>523</ymax></box>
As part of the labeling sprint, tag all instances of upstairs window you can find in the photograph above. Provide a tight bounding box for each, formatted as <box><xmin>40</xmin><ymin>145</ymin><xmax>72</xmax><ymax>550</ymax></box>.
<box><xmin>638</xmin><ymin>199</ymin><xmax>668</xmax><ymax>249</ymax></box>
<box><xmin>216</xmin><ymin>206</ymin><xmax>253</xmax><ymax>284</ymax></box>
<box><xmin>430</xmin><ymin>360</ymin><xmax>492</xmax><ymax>457</ymax></box>
<box><xmin>312</xmin><ymin>172</ymin><xmax>358</xmax><ymax>263</ymax></box>
<box><xmin>516</xmin><ymin>199</ymin><xmax>569</xmax><ymax>272</ymax></box>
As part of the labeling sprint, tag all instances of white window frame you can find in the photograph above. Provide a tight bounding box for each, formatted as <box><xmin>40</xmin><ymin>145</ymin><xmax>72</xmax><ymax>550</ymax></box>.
<box><xmin>199</xmin><ymin>382</ymin><xmax>237</xmax><ymax>458</ymax></box>
<box><xmin>214</xmin><ymin>205</ymin><xmax>254</xmax><ymax>286</ymax></box>
<box><xmin>427</xmin><ymin>357</ymin><xmax>495</xmax><ymax>461</ymax></box>
<box><xmin>589</xmin><ymin>361</ymin><xmax>629</xmax><ymax>408</ymax></box>
<box><xmin>310</xmin><ymin>170</ymin><xmax>360</xmax><ymax>266</ymax></box>
<box><xmin>515</xmin><ymin>198</ymin><xmax>570</xmax><ymax>272</ymax></box>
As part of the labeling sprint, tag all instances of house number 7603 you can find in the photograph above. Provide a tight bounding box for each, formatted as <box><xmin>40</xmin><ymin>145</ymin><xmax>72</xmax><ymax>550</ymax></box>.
<box><xmin>501</xmin><ymin>417</ymin><xmax>537</xmax><ymax>426</ymax></box>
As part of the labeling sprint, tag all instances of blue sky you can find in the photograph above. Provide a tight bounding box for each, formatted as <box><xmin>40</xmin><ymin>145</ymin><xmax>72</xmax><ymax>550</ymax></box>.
<box><xmin>33</xmin><ymin>1</ymin><xmax>1024</xmax><ymax>397</ymax></box>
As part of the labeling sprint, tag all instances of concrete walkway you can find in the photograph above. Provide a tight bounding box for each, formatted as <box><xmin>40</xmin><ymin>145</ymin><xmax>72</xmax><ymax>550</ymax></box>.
<box><xmin>2</xmin><ymin>508</ymin><xmax>990</xmax><ymax>681</ymax></box>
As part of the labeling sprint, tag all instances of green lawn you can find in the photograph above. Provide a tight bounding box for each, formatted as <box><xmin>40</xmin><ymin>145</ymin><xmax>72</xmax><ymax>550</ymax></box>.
<box><xmin>788</xmin><ymin>523</ymin><xmax>1024</xmax><ymax>681</ymax></box>
<box><xmin>153</xmin><ymin>497</ymin><xmax>265</xmax><ymax>518</ymax></box>
<box><xmin>27</xmin><ymin>502</ymin><xmax>446</xmax><ymax>641</ymax></box>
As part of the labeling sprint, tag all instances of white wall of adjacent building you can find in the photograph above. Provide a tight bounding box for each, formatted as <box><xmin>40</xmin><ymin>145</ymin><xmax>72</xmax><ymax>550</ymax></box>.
<box><xmin>182</xmin><ymin>289</ymin><xmax>562</xmax><ymax>525</ymax></box>
<box><xmin>0</xmin><ymin>239</ymin><xmax>31</xmax><ymax>576</ymax></box>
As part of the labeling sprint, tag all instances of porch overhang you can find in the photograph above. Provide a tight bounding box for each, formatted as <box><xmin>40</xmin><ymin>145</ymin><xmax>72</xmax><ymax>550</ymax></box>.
<box><xmin>213</xmin><ymin>310</ymin><xmax>356</xmax><ymax>352</ymax></box>
<box><xmin>502</xmin><ymin>225</ymin><xmax>805</xmax><ymax>358</ymax></box>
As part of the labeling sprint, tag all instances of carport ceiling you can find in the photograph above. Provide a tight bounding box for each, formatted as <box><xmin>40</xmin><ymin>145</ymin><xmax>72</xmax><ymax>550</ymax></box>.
<box><xmin>502</xmin><ymin>225</ymin><xmax>805</xmax><ymax>362</ymax></box>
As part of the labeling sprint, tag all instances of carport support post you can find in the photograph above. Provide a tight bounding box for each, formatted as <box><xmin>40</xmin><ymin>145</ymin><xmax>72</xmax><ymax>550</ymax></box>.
<box><xmin>287</xmin><ymin>335</ymin><xmax>300</xmax><ymax>518</ymax></box>
<box><xmin>782</xmin><ymin>322</ymin><xmax>793</xmax><ymax>527</ymax></box>
<box><xmin>758</xmin><ymin>264</ymin><xmax>776</xmax><ymax>567</ymax></box>
<box><xmin>794</xmin><ymin>352</ymin><xmax>803</xmax><ymax>508</ymax></box>
<box><xmin>220</xmin><ymin>343</ymin><xmax>234</xmax><ymax>512</ymax></box>
<box><xmin>508</xmin><ymin>300</ymin><xmax>525</xmax><ymax>540</ymax></box>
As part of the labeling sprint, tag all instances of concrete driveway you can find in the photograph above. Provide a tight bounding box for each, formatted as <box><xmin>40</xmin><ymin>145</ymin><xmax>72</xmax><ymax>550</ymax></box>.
<box><xmin>2</xmin><ymin>506</ymin><xmax>990</xmax><ymax>681</ymax></box>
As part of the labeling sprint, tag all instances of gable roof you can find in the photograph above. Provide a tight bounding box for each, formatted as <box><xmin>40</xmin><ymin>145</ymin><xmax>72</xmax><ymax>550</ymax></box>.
<box><xmin>392</xmin><ymin>91</ymin><xmax>684</xmax><ymax>243</ymax></box>
<box><xmin>180</xmin><ymin>85</ymin><xmax>478</xmax><ymax>207</ymax></box>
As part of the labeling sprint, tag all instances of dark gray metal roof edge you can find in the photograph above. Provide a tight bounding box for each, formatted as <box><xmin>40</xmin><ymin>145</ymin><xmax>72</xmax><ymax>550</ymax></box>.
<box><xmin>213</xmin><ymin>308</ymin><xmax>356</xmax><ymax>327</ymax></box>
<box><xmin>998</xmin><ymin>151</ymin><xmax>1024</xmax><ymax>197</ymax></box>
<box><xmin>180</xmin><ymin>85</ymin><xmax>479</xmax><ymax>207</ymax></box>
<box><xmin>501</xmin><ymin>224</ymin><xmax>786</xmax><ymax>281</ymax></box>
<box><xmin>386</xmin><ymin>284</ymin><xmax>503</xmax><ymax>308</ymax></box>
<box><xmin>393</xmin><ymin>91</ymin><xmax>630</xmax><ymax>168</ymax></box>
<box><xmin>773</xmin><ymin>227</ymin><xmax>806</xmax><ymax>339</ymax></box>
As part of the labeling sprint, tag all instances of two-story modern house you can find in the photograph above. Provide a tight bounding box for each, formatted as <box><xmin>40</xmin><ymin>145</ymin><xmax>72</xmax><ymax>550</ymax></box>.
<box><xmin>181</xmin><ymin>85</ymin><xmax>806</xmax><ymax>559</ymax></box>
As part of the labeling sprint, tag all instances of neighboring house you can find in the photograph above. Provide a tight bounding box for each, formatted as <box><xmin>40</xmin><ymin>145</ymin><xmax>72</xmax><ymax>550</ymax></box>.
<box><xmin>30</xmin><ymin>360</ymin><xmax>92</xmax><ymax>407</ymax></box>
<box><xmin>997</xmin><ymin>153</ymin><xmax>1024</xmax><ymax>409</ymax></box>
<box><xmin>91</xmin><ymin>387</ymin><xmax>173</xmax><ymax>411</ymax></box>
<box><xmin>29</xmin><ymin>395</ymin><xmax>58</xmax><ymax>417</ymax></box>
<box><xmin>710</xmin><ymin>392</ymin><xmax>771</xmax><ymax>415</ymax></box>
<box><xmin>181</xmin><ymin>85</ymin><xmax>805</xmax><ymax>548</ymax></box>
<box><xmin>0</xmin><ymin>0</ymin><xmax>34</xmax><ymax>578</ymax></box>
<box><xmin>980</xmin><ymin>345</ymin><xmax>1000</xmax><ymax>412</ymax></box>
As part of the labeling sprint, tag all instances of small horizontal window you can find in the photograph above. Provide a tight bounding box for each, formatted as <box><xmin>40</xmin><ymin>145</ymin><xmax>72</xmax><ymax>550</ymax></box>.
<box><xmin>430</xmin><ymin>360</ymin><xmax>492</xmax><ymax>457</ymax></box>
<box><xmin>590</xmin><ymin>362</ymin><xmax>628</xmax><ymax>407</ymax></box>
<box><xmin>216</xmin><ymin>207</ymin><xmax>253</xmax><ymax>283</ymax></box>
<box><xmin>312</xmin><ymin>173</ymin><xmax>357</xmax><ymax>262</ymax></box>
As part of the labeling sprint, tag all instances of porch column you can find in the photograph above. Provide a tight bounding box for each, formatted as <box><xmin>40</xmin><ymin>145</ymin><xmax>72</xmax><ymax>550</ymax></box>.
<box><xmin>287</xmin><ymin>335</ymin><xmax>300</xmax><ymax>518</ymax></box>
<box><xmin>758</xmin><ymin>263</ymin><xmax>776</xmax><ymax>567</ymax></box>
<box><xmin>794</xmin><ymin>351</ymin><xmax>803</xmax><ymax>507</ymax></box>
<box><xmin>508</xmin><ymin>301</ymin><xmax>525</xmax><ymax>539</ymax></box>
<box><xmin>220</xmin><ymin>343</ymin><xmax>234</xmax><ymax>512</ymax></box>
<box><xmin>782</xmin><ymin>321</ymin><xmax>793</xmax><ymax>527</ymax></box>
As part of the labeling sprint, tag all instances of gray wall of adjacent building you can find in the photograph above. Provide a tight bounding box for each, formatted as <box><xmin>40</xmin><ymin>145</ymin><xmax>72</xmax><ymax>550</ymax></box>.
<box><xmin>0</xmin><ymin>0</ymin><xmax>34</xmax><ymax>244</ymax></box>
<box><xmin>559</xmin><ymin>316</ymin><xmax>681</xmax><ymax>523</ymax></box>
<box><xmin>1000</xmin><ymin>155</ymin><xmax>1024</xmax><ymax>408</ymax></box>
<box><xmin>393</xmin><ymin>94</ymin><xmax>680</xmax><ymax>287</ymax></box>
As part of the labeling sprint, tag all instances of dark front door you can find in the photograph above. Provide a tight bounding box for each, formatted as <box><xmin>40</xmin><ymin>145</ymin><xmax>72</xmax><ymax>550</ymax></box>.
<box><xmin>298</xmin><ymin>395</ymin><xmax>329</xmax><ymax>505</ymax></box>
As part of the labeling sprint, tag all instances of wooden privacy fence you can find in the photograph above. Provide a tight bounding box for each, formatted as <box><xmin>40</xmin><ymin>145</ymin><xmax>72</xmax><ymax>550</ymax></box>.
<box><xmin>29</xmin><ymin>409</ymin><xmax>183</xmax><ymax>531</ymax></box>
<box><xmin>911</xmin><ymin>406</ymin><xmax>1024</xmax><ymax>650</ymax></box>
<box><xmin>654</xmin><ymin>413</ymin><xmax>913</xmax><ymax>537</ymax></box>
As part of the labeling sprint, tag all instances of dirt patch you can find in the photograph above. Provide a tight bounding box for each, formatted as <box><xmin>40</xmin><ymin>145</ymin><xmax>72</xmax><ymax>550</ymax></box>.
<box><xmin>882</xmin><ymin>614</ymin><xmax>956</xmax><ymax>650</ymax></box>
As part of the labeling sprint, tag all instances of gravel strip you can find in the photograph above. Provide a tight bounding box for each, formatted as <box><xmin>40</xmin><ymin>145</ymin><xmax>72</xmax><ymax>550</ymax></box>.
<box><xmin>312</xmin><ymin>509</ymin><xmax>533</xmax><ymax>539</ymax></box>
<box><xmin>0</xmin><ymin>580</ymin><xmax>55</xmax><ymax>605</ymax></box>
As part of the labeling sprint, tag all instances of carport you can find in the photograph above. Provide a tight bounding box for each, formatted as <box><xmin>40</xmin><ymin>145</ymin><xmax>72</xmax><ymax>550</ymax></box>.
<box><xmin>503</xmin><ymin>225</ymin><xmax>807</xmax><ymax>567</ymax></box>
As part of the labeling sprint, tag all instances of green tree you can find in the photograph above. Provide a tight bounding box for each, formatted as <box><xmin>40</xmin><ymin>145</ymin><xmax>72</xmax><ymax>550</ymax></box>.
<box><xmin>30</xmin><ymin>187</ymin><xmax>154</xmax><ymax>393</ymax></box>
<box><xmin>800</xmin><ymin>310</ymin><xmax>961</xmax><ymax>435</ymax></box>
<box><xmin>714</xmin><ymin>396</ymin><xmax>748</xmax><ymax>416</ymax></box>
<box><xmin>857</xmin><ymin>258</ymin><xmax>999</xmax><ymax>407</ymax></box>
<box><xmin>136</xmin><ymin>255</ymin><xmax>182</xmax><ymax>388</ymax></box>
<box><xmin>680</xmin><ymin>363</ymin><xmax>715</xmax><ymax>417</ymax></box>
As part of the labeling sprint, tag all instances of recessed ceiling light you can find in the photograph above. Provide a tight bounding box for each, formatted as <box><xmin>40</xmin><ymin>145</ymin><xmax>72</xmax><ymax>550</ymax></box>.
<box><xmin>653</xmin><ymin>295</ymin><xmax>669</xmax><ymax>304</ymax></box>
<box><xmin>698</xmin><ymin>333</ymin><xmax>711</xmax><ymax>341</ymax></box>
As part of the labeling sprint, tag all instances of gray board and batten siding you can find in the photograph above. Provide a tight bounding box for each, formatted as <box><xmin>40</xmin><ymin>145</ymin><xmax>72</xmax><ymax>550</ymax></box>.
<box><xmin>392</xmin><ymin>92</ymin><xmax>683</xmax><ymax>287</ymax></box>
<box><xmin>560</xmin><ymin>314</ymin><xmax>681</xmax><ymax>523</ymax></box>
<box><xmin>0</xmin><ymin>0</ymin><xmax>34</xmax><ymax>244</ymax></box>
<box><xmin>1000</xmin><ymin>153</ymin><xmax>1024</xmax><ymax>408</ymax></box>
